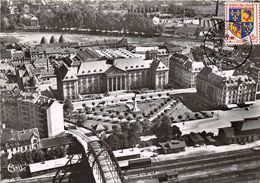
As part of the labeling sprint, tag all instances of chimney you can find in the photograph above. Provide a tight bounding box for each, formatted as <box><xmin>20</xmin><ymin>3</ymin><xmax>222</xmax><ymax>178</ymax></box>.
<box><xmin>215</xmin><ymin>0</ymin><xmax>219</xmax><ymax>16</ymax></box>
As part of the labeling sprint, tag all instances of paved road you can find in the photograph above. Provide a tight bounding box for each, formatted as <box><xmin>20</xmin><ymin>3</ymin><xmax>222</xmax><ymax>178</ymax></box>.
<box><xmin>176</xmin><ymin>100</ymin><xmax>260</xmax><ymax>135</ymax></box>
<box><xmin>73</xmin><ymin>88</ymin><xmax>196</xmax><ymax>110</ymax></box>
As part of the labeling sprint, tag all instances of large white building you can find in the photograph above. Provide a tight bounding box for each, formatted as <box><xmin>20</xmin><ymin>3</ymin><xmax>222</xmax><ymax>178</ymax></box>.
<box><xmin>55</xmin><ymin>49</ymin><xmax>169</xmax><ymax>100</ymax></box>
<box><xmin>197</xmin><ymin>66</ymin><xmax>257</xmax><ymax>108</ymax></box>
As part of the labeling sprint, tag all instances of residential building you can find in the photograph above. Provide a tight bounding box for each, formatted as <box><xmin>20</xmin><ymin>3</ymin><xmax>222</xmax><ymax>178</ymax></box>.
<box><xmin>0</xmin><ymin>49</ymin><xmax>12</xmax><ymax>63</ymax></box>
<box><xmin>55</xmin><ymin>57</ymin><xmax>169</xmax><ymax>100</ymax></box>
<box><xmin>247</xmin><ymin>62</ymin><xmax>260</xmax><ymax>92</ymax></box>
<box><xmin>1</xmin><ymin>126</ymin><xmax>40</xmax><ymax>158</ymax></box>
<box><xmin>16</xmin><ymin>62</ymin><xmax>57</xmax><ymax>92</ymax></box>
<box><xmin>145</xmin><ymin>48</ymin><xmax>170</xmax><ymax>67</ymax></box>
<box><xmin>169</xmin><ymin>53</ymin><xmax>204</xmax><ymax>88</ymax></box>
<box><xmin>197</xmin><ymin>66</ymin><xmax>257</xmax><ymax>108</ymax></box>
<box><xmin>0</xmin><ymin>92</ymin><xmax>64</xmax><ymax>138</ymax></box>
<box><xmin>11</xmin><ymin>50</ymin><xmax>30</xmax><ymax>64</ymax></box>
<box><xmin>218</xmin><ymin>116</ymin><xmax>260</xmax><ymax>144</ymax></box>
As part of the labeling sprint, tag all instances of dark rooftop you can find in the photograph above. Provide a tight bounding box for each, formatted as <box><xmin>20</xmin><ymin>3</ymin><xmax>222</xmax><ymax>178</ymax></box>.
<box><xmin>39</xmin><ymin>135</ymin><xmax>74</xmax><ymax>149</ymax></box>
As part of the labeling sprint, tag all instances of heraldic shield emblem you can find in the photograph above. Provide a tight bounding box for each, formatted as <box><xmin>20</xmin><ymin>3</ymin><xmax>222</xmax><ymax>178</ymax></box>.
<box><xmin>229</xmin><ymin>8</ymin><xmax>254</xmax><ymax>39</ymax></box>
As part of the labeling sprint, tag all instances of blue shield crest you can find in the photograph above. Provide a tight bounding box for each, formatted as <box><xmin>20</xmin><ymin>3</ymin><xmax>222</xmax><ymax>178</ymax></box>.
<box><xmin>229</xmin><ymin>8</ymin><xmax>254</xmax><ymax>38</ymax></box>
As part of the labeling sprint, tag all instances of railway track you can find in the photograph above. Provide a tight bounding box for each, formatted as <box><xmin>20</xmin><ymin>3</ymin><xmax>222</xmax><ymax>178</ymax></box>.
<box><xmin>124</xmin><ymin>148</ymin><xmax>260</xmax><ymax>182</ymax></box>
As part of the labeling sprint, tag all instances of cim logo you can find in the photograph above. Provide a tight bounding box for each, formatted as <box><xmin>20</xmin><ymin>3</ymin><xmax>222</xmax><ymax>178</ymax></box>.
<box><xmin>7</xmin><ymin>163</ymin><xmax>27</xmax><ymax>173</ymax></box>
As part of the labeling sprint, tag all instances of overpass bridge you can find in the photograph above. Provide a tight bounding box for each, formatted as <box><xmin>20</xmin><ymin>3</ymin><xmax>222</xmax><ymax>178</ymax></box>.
<box><xmin>54</xmin><ymin>121</ymin><xmax>124</xmax><ymax>183</ymax></box>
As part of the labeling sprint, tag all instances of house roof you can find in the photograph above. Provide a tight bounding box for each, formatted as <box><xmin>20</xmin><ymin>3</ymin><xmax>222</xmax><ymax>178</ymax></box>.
<box><xmin>92</xmin><ymin>124</ymin><xmax>105</xmax><ymax>131</ymax></box>
<box><xmin>39</xmin><ymin>135</ymin><xmax>73</xmax><ymax>149</ymax></box>
<box><xmin>18</xmin><ymin>128</ymin><xmax>39</xmax><ymax>142</ymax></box>
<box><xmin>1</xmin><ymin>128</ymin><xmax>39</xmax><ymax>145</ymax></box>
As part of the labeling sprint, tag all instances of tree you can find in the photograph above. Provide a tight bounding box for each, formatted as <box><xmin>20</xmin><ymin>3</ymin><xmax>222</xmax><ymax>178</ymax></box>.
<box><xmin>120</xmin><ymin>122</ymin><xmax>129</xmax><ymax>132</ymax></box>
<box><xmin>105</xmin><ymin>134</ymin><xmax>121</xmax><ymax>150</ymax></box>
<box><xmin>128</xmin><ymin>123</ymin><xmax>141</xmax><ymax>147</ymax></box>
<box><xmin>155</xmin><ymin>116</ymin><xmax>172</xmax><ymax>142</ymax></box>
<box><xmin>112</xmin><ymin>125</ymin><xmax>121</xmax><ymax>135</ymax></box>
<box><xmin>172</xmin><ymin>125</ymin><xmax>182</xmax><ymax>140</ymax></box>
<box><xmin>158</xmin><ymin>93</ymin><xmax>162</xmax><ymax>97</ymax></box>
<box><xmin>63</xmin><ymin>99</ymin><xmax>74</xmax><ymax>116</ymax></box>
<box><xmin>178</xmin><ymin>115</ymin><xmax>183</xmax><ymax>120</ymax></box>
<box><xmin>140</xmin><ymin>119</ymin><xmax>152</xmax><ymax>135</ymax></box>
<box><xmin>119</xmin><ymin>133</ymin><xmax>129</xmax><ymax>149</ymax></box>
<box><xmin>149</xmin><ymin>95</ymin><xmax>153</xmax><ymax>100</ymax></box>
<box><xmin>77</xmin><ymin>115</ymin><xmax>87</xmax><ymax>125</ymax></box>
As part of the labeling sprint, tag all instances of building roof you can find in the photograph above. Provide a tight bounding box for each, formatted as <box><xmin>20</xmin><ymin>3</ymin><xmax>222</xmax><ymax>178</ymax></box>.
<box><xmin>12</xmin><ymin>51</ymin><xmax>25</xmax><ymax>60</ymax></box>
<box><xmin>198</xmin><ymin>66</ymin><xmax>255</xmax><ymax>88</ymax></box>
<box><xmin>78</xmin><ymin>60</ymin><xmax>110</xmax><ymax>76</ymax></box>
<box><xmin>188</xmin><ymin>132</ymin><xmax>204</xmax><ymax>143</ymax></box>
<box><xmin>0</xmin><ymin>50</ymin><xmax>12</xmax><ymax>59</ymax></box>
<box><xmin>50</xmin><ymin>36</ymin><xmax>57</xmax><ymax>43</ymax></box>
<box><xmin>39</xmin><ymin>135</ymin><xmax>73</xmax><ymax>149</ymax></box>
<box><xmin>159</xmin><ymin>140</ymin><xmax>186</xmax><ymax>149</ymax></box>
<box><xmin>219</xmin><ymin>127</ymin><xmax>235</xmax><ymax>138</ymax></box>
<box><xmin>18</xmin><ymin>128</ymin><xmax>39</xmax><ymax>142</ymax></box>
<box><xmin>114</xmin><ymin>58</ymin><xmax>153</xmax><ymax>71</ymax></box>
<box><xmin>1</xmin><ymin>128</ymin><xmax>39</xmax><ymax>145</ymax></box>
<box><xmin>76</xmin><ymin>48</ymin><xmax>101</xmax><ymax>60</ymax></box>
<box><xmin>231</xmin><ymin>116</ymin><xmax>260</xmax><ymax>131</ymax></box>
<box><xmin>113</xmin><ymin>147</ymin><xmax>140</xmax><ymax>158</ymax></box>
<box><xmin>59</xmin><ymin>35</ymin><xmax>65</xmax><ymax>43</ymax></box>
<box><xmin>92</xmin><ymin>124</ymin><xmax>105</xmax><ymax>132</ymax></box>
<box><xmin>29</xmin><ymin>155</ymin><xmax>80</xmax><ymax>173</ymax></box>
<box><xmin>31</xmin><ymin>16</ymin><xmax>38</xmax><ymax>20</ymax></box>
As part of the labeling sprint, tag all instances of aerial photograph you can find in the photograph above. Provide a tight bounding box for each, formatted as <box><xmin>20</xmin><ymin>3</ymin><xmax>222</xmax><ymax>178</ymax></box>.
<box><xmin>0</xmin><ymin>0</ymin><xmax>260</xmax><ymax>183</ymax></box>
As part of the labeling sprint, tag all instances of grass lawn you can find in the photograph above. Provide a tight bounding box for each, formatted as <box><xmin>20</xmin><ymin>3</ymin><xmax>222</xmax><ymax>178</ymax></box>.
<box><xmin>138</xmin><ymin>98</ymin><xmax>165</xmax><ymax>115</ymax></box>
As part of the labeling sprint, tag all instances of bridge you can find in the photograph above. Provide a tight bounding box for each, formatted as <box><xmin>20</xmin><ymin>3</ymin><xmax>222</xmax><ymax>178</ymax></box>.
<box><xmin>53</xmin><ymin>121</ymin><xmax>124</xmax><ymax>183</ymax></box>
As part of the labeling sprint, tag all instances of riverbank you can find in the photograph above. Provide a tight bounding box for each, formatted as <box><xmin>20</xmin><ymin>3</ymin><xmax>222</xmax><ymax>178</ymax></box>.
<box><xmin>0</xmin><ymin>31</ymin><xmax>203</xmax><ymax>51</ymax></box>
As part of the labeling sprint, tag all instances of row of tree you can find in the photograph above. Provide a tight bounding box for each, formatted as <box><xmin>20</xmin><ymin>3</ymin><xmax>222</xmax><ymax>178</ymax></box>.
<box><xmin>104</xmin><ymin>115</ymin><xmax>182</xmax><ymax>150</ymax></box>
<box><xmin>9</xmin><ymin>147</ymin><xmax>66</xmax><ymax>165</ymax></box>
<box><xmin>1</xmin><ymin>1</ymin><xmax>163</xmax><ymax>35</ymax></box>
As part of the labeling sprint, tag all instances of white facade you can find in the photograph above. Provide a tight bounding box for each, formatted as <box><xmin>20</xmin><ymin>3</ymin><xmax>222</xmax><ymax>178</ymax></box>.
<box><xmin>47</xmin><ymin>101</ymin><xmax>64</xmax><ymax>138</ymax></box>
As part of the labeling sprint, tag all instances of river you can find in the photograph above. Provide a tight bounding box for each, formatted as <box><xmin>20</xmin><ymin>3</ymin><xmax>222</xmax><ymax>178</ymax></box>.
<box><xmin>1</xmin><ymin>31</ymin><xmax>203</xmax><ymax>51</ymax></box>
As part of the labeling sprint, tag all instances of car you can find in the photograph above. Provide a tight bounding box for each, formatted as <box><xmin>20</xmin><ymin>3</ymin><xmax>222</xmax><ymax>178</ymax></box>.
<box><xmin>245</xmin><ymin>107</ymin><xmax>250</xmax><ymax>111</ymax></box>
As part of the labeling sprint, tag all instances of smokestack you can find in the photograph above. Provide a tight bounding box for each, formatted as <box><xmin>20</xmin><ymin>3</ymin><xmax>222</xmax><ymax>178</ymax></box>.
<box><xmin>215</xmin><ymin>0</ymin><xmax>219</xmax><ymax>16</ymax></box>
